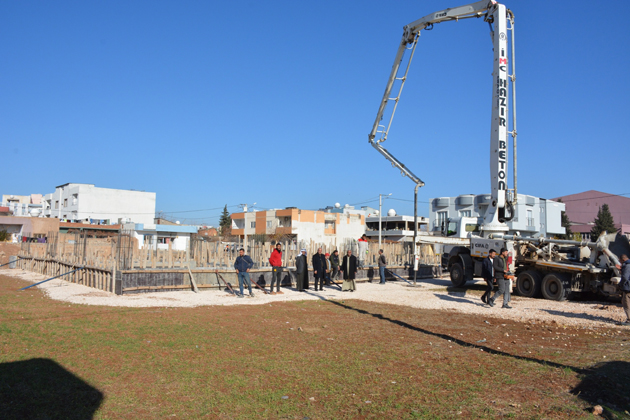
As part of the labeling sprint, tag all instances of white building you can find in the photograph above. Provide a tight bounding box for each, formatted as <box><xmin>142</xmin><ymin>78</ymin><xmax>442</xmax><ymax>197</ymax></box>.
<box><xmin>429</xmin><ymin>193</ymin><xmax>565</xmax><ymax>237</ymax></box>
<box><xmin>1</xmin><ymin>194</ymin><xmax>44</xmax><ymax>217</ymax></box>
<box><xmin>365</xmin><ymin>213</ymin><xmax>429</xmax><ymax>242</ymax></box>
<box><xmin>126</xmin><ymin>222</ymin><xmax>197</xmax><ymax>251</ymax></box>
<box><xmin>42</xmin><ymin>183</ymin><xmax>156</xmax><ymax>225</ymax></box>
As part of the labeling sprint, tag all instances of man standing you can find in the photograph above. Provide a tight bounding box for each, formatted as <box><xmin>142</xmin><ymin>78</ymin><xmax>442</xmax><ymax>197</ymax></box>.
<box><xmin>340</xmin><ymin>249</ymin><xmax>358</xmax><ymax>292</ymax></box>
<box><xmin>234</xmin><ymin>248</ymin><xmax>254</xmax><ymax>298</ymax></box>
<box><xmin>269</xmin><ymin>243</ymin><xmax>284</xmax><ymax>294</ymax></box>
<box><xmin>378</xmin><ymin>249</ymin><xmax>387</xmax><ymax>284</ymax></box>
<box><xmin>618</xmin><ymin>254</ymin><xmax>630</xmax><ymax>326</ymax></box>
<box><xmin>312</xmin><ymin>247</ymin><xmax>326</xmax><ymax>291</ymax></box>
<box><xmin>295</xmin><ymin>248</ymin><xmax>308</xmax><ymax>292</ymax></box>
<box><xmin>481</xmin><ymin>249</ymin><xmax>496</xmax><ymax>304</ymax></box>
<box><xmin>330</xmin><ymin>250</ymin><xmax>340</xmax><ymax>281</ymax></box>
<box><xmin>324</xmin><ymin>253</ymin><xmax>332</xmax><ymax>286</ymax></box>
<box><xmin>489</xmin><ymin>248</ymin><xmax>511</xmax><ymax>309</ymax></box>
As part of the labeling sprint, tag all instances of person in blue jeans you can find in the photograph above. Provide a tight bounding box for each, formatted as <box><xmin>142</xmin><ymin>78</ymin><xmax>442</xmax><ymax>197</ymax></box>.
<box><xmin>234</xmin><ymin>248</ymin><xmax>254</xmax><ymax>298</ymax></box>
<box><xmin>378</xmin><ymin>249</ymin><xmax>387</xmax><ymax>284</ymax></box>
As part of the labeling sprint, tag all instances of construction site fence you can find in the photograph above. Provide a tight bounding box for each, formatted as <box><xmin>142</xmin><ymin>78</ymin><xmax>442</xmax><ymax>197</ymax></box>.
<box><xmin>15</xmin><ymin>232</ymin><xmax>441</xmax><ymax>274</ymax></box>
<box><xmin>15</xmin><ymin>256</ymin><xmax>115</xmax><ymax>293</ymax></box>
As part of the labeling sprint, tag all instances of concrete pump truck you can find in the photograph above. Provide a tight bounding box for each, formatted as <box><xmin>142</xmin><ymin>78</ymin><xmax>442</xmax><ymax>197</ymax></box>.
<box><xmin>368</xmin><ymin>0</ymin><xmax>628</xmax><ymax>301</ymax></box>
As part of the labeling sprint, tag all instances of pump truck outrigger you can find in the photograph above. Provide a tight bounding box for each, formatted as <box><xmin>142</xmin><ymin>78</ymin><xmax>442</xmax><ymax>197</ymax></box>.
<box><xmin>368</xmin><ymin>0</ymin><xmax>629</xmax><ymax>301</ymax></box>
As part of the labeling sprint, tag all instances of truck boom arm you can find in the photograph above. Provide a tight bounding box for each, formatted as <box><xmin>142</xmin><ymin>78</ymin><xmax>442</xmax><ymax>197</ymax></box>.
<box><xmin>368</xmin><ymin>0</ymin><xmax>516</xmax><ymax>237</ymax></box>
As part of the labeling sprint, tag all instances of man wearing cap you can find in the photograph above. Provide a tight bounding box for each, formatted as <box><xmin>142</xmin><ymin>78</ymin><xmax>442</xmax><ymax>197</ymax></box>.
<box><xmin>489</xmin><ymin>248</ymin><xmax>511</xmax><ymax>309</ymax></box>
<box><xmin>312</xmin><ymin>247</ymin><xmax>326</xmax><ymax>291</ymax></box>
<box><xmin>295</xmin><ymin>248</ymin><xmax>308</xmax><ymax>291</ymax></box>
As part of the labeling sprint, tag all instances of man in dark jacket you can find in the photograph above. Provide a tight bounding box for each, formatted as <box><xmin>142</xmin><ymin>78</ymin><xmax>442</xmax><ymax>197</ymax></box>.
<box><xmin>330</xmin><ymin>250</ymin><xmax>340</xmax><ymax>281</ymax></box>
<box><xmin>618</xmin><ymin>254</ymin><xmax>630</xmax><ymax>326</ymax></box>
<box><xmin>340</xmin><ymin>249</ymin><xmax>358</xmax><ymax>292</ymax></box>
<box><xmin>295</xmin><ymin>248</ymin><xmax>308</xmax><ymax>291</ymax></box>
<box><xmin>269</xmin><ymin>243</ymin><xmax>283</xmax><ymax>294</ymax></box>
<box><xmin>489</xmin><ymin>248</ymin><xmax>511</xmax><ymax>309</ymax></box>
<box><xmin>481</xmin><ymin>249</ymin><xmax>496</xmax><ymax>304</ymax></box>
<box><xmin>378</xmin><ymin>249</ymin><xmax>387</xmax><ymax>284</ymax></box>
<box><xmin>312</xmin><ymin>247</ymin><xmax>326</xmax><ymax>291</ymax></box>
<box><xmin>234</xmin><ymin>248</ymin><xmax>254</xmax><ymax>297</ymax></box>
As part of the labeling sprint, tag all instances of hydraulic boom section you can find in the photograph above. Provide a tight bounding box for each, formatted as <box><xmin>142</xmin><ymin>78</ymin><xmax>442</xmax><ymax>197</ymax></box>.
<box><xmin>368</xmin><ymin>0</ymin><xmax>517</xmax><ymax>237</ymax></box>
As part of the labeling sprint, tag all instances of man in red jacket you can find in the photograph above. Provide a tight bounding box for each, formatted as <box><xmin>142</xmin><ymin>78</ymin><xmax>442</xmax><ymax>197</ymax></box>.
<box><xmin>269</xmin><ymin>243</ymin><xmax>284</xmax><ymax>294</ymax></box>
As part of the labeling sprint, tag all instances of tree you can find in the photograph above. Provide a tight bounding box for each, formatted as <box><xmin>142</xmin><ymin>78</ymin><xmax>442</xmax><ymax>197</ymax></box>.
<box><xmin>590</xmin><ymin>203</ymin><xmax>617</xmax><ymax>240</ymax></box>
<box><xmin>556</xmin><ymin>199</ymin><xmax>573</xmax><ymax>240</ymax></box>
<box><xmin>219</xmin><ymin>205</ymin><xmax>231</xmax><ymax>236</ymax></box>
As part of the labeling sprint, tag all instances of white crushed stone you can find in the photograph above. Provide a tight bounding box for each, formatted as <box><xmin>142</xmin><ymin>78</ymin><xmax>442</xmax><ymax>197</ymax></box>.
<box><xmin>2</xmin><ymin>268</ymin><xmax>627</xmax><ymax>328</ymax></box>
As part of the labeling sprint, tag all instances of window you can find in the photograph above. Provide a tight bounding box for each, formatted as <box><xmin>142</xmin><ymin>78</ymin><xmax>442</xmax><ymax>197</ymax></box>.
<box><xmin>250</xmin><ymin>221</ymin><xmax>256</xmax><ymax>228</ymax></box>
<box><xmin>465</xmin><ymin>223</ymin><xmax>480</xmax><ymax>233</ymax></box>
<box><xmin>63</xmin><ymin>199</ymin><xmax>68</xmax><ymax>207</ymax></box>
<box><xmin>460</xmin><ymin>210</ymin><xmax>472</xmax><ymax>217</ymax></box>
<box><xmin>437</xmin><ymin>211</ymin><xmax>448</xmax><ymax>228</ymax></box>
<box><xmin>267</xmin><ymin>221</ymin><xmax>272</xmax><ymax>228</ymax></box>
<box><xmin>55</xmin><ymin>201</ymin><xmax>59</xmax><ymax>209</ymax></box>
<box><xmin>527</xmin><ymin>209</ymin><xmax>534</xmax><ymax>227</ymax></box>
<box><xmin>325</xmin><ymin>221</ymin><xmax>335</xmax><ymax>229</ymax></box>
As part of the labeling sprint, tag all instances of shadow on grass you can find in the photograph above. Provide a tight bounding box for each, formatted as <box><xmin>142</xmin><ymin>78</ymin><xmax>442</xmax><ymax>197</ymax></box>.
<box><xmin>433</xmin><ymin>293</ymin><xmax>487</xmax><ymax>307</ymax></box>
<box><xmin>0</xmin><ymin>358</ymin><xmax>103</xmax><ymax>419</ymax></box>
<box><xmin>571</xmin><ymin>360</ymin><xmax>630</xmax><ymax>418</ymax></box>
<box><xmin>324</xmin><ymin>299</ymin><xmax>586</xmax><ymax>374</ymax></box>
<box><xmin>540</xmin><ymin>309</ymin><xmax>621</xmax><ymax>326</ymax></box>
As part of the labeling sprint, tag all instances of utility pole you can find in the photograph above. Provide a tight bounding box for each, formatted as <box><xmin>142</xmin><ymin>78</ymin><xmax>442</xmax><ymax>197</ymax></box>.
<box><xmin>378</xmin><ymin>193</ymin><xmax>392</xmax><ymax>250</ymax></box>
<box><xmin>239</xmin><ymin>202</ymin><xmax>256</xmax><ymax>252</ymax></box>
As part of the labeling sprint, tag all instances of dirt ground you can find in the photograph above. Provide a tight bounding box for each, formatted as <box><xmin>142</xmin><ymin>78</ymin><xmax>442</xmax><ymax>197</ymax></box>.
<box><xmin>2</xmin><ymin>267</ymin><xmax>628</xmax><ymax>329</ymax></box>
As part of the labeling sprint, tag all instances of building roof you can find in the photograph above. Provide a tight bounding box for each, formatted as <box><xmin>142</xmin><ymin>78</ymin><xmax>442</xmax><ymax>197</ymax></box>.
<box><xmin>553</xmin><ymin>190</ymin><xmax>630</xmax><ymax>233</ymax></box>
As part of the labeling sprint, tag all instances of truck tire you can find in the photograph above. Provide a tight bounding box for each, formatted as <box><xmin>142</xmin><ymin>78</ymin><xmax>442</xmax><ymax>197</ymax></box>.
<box><xmin>515</xmin><ymin>270</ymin><xmax>542</xmax><ymax>298</ymax></box>
<box><xmin>541</xmin><ymin>273</ymin><xmax>570</xmax><ymax>301</ymax></box>
<box><xmin>449</xmin><ymin>262</ymin><xmax>467</xmax><ymax>288</ymax></box>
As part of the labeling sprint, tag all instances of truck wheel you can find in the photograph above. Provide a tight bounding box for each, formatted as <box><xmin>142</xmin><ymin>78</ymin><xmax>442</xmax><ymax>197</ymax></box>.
<box><xmin>541</xmin><ymin>273</ymin><xmax>569</xmax><ymax>301</ymax></box>
<box><xmin>449</xmin><ymin>263</ymin><xmax>467</xmax><ymax>288</ymax></box>
<box><xmin>515</xmin><ymin>270</ymin><xmax>542</xmax><ymax>298</ymax></box>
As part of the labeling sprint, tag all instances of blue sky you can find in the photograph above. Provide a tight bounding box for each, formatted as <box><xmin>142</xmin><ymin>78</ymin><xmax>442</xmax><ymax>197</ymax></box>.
<box><xmin>2</xmin><ymin>0</ymin><xmax>628</xmax><ymax>226</ymax></box>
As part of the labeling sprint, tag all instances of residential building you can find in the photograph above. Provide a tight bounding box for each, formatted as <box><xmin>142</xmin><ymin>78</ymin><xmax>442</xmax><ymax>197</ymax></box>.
<box><xmin>365</xmin><ymin>213</ymin><xmax>429</xmax><ymax>242</ymax></box>
<box><xmin>429</xmin><ymin>193</ymin><xmax>565</xmax><ymax>238</ymax></box>
<box><xmin>231</xmin><ymin>207</ymin><xmax>365</xmax><ymax>247</ymax></box>
<box><xmin>127</xmin><ymin>222</ymin><xmax>197</xmax><ymax>251</ymax></box>
<box><xmin>0</xmin><ymin>216</ymin><xmax>59</xmax><ymax>242</ymax></box>
<box><xmin>42</xmin><ymin>183</ymin><xmax>156</xmax><ymax>225</ymax></box>
<box><xmin>553</xmin><ymin>190</ymin><xmax>630</xmax><ymax>240</ymax></box>
<box><xmin>1</xmin><ymin>194</ymin><xmax>43</xmax><ymax>217</ymax></box>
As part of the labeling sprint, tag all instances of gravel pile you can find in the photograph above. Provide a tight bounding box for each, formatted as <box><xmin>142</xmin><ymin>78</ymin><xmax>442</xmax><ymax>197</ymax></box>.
<box><xmin>3</xmin><ymin>268</ymin><xmax>627</xmax><ymax>328</ymax></box>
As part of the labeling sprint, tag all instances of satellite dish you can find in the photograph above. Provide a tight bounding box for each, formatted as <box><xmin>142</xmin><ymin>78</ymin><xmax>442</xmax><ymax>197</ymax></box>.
<box><xmin>387</xmin><ymin>209</ymin><xmax>397</xmax><ymax>217</ymax></box>
<box><xmin>334</xmin><ymin>203</ymin><xmax>341</xmax><ymax>208</ymax></box>
<box><xmin>374</xmin><ymin>210</ymin><xmax>379</xmax><ymax>216</ymax></box>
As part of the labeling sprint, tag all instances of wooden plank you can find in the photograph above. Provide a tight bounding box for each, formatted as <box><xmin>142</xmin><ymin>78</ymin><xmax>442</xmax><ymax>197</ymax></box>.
<box><xmin>187</xmin><ymin>265</ymin><xmax>200</xmax><ymax>293</ymax></box>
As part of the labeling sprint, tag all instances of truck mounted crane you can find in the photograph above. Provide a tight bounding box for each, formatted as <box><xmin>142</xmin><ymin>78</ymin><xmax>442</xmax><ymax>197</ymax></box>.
<box><xmin>368</xmin><ymin>1</ymin><xmax>629</xmax><ymax>301</ymax></box>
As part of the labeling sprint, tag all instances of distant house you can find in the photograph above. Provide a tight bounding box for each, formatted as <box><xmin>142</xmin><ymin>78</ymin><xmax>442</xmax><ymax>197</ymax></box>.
<box><xmin>553</xmin><ymin>190</ymin><xmax>630</xmax><ymax>240</ymax></box>
<box><xmin>127</xmin><ymin>222</ymin><xmax>197</xmax><ymax>251</ymax></box>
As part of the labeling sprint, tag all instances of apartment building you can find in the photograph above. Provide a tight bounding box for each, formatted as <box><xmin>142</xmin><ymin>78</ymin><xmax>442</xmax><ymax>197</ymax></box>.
<box><xmin>231</xmin><ymin>207</ymin><xmax>365</xmax><ymax>247</ymax></box>
<box><xmin>42</xmin><ymin>183</ymin><xmax>156</xmax><ymax>225</ymax></box>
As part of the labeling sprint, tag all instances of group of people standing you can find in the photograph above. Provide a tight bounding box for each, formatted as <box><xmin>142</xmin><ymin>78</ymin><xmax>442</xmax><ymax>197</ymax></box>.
<box><xmin>295</xmin><ymin>247</ymin><xmax>358</xmax><ymax>292</ymax></box>
<box><xmin>481</xmin><ymin>247</ymin><xmax>513</xmax><ymax>309</ymax></box>
<box><xmin>233</xmin><ymin>243</ymin><xmax>364</xmax><ymax>296</ymax></box>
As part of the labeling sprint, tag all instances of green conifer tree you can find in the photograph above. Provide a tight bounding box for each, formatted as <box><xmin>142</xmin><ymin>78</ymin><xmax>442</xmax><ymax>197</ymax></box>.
<box><xmin>590</xmin><ymin>203</ymin><xmax>617</xmax><ymax>239</ymax></box>
<box><xmin>219</xmin><ymin>205</ymin><xmax>231</xmax><ymax>236</ymax></box>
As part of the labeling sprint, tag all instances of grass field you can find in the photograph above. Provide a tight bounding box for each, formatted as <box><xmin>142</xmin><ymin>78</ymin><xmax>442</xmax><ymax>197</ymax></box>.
<box><xmin>1</xmin><ymin>273</ymin><xmax>629</xmax><ymax>419</ymax></box>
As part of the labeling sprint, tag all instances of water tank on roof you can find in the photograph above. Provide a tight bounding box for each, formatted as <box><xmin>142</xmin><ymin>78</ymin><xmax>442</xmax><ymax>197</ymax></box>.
<box><xmin>387</xmin><ymin>209</ymin><xmax>396</xmax><ymax>217</ymax></box>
